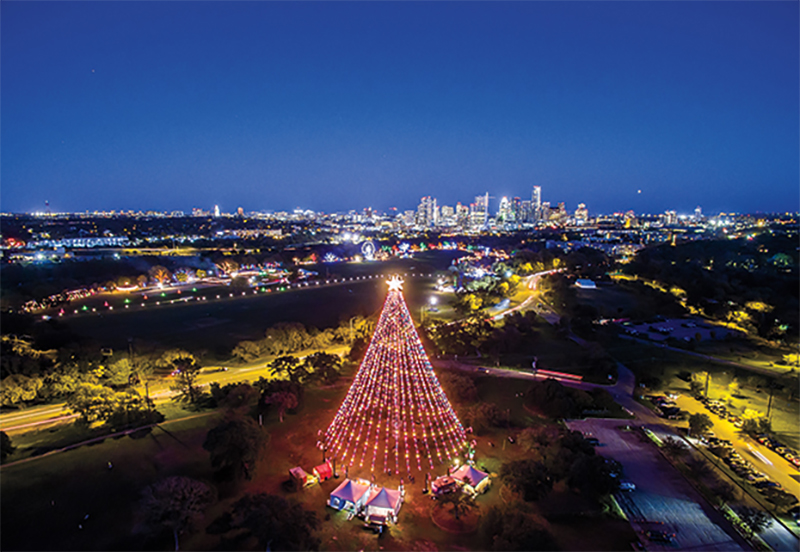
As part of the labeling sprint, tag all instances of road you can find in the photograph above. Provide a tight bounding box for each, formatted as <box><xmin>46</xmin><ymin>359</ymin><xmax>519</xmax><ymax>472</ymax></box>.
<box><xmin>0</xmin><ymin>345</ymin><xmax>349</xmax><ymax>435</ymax></box>
<box><xmin>491</xmin><ymin>268</ymin><xmax>564</xmax><ymax>323</ymax></box>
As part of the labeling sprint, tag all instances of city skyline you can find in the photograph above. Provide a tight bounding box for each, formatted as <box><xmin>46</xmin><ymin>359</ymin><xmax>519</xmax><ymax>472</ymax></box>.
<box><xmin>2</xmin><ymin>2</ymin><xmax>798</xmax><ymax>215</ymax></box>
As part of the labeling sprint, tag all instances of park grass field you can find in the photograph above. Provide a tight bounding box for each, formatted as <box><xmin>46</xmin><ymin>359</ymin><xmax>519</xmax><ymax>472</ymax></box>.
<box><xmin>47</xmin><ymin>259</ymin><xmax>457</xmax><ymax>358</ymax></box>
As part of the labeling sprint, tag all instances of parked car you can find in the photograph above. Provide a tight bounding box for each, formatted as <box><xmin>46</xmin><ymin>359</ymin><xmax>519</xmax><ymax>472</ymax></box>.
<box><xmin>642</xmin><ymin>530</ymin><xmax>676</xmax><ymax>544</ymax></box>
<box><xmin>754</xmin><ymin>480</ymin><xmax>780</xmax><ymax>490</ymax></box>
<box><xmin>619</xmin><ymin>481</ymin><xmax>636</xmax><ymax>491</ymax></box>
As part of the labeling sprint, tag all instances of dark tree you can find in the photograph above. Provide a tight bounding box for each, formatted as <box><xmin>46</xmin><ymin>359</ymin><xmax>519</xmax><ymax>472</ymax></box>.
<box><xmin>212</xmin><ymin>383</ymin><xmax>260</xmax><ymax>412</ymax></box>
<box><xmin>461</xmin><ymin>402</ymin><xmax>506</xmax><ymax>434</ymax></box>
<box><xmin>439</xmin><ymin>372</ymin><xmax>479</xmax><ymax>404</ymax></box>
<box><xmin>435</xmin><ymin>487</ymin><xmax>477</xmax><ymax>520</ymax></box>
<box><xmin>0</xmin><ymin>431</ymin><xmax>15</xmax><ymax>463</ymax></box>
<box><xmin>686</xmin><ymin>457</ymin><xmax>712</xmax><ymax>479</ymax></box>
<box><xmin>165</xmin><ymin>352</ymin><xmax>202</xmax><ymax>405</ymax></box>
<box><xmin>203</xmin><ymin>416</ymin><xmax>267</xmax><ymax>480</ymax></box>
<box><xmin>500</xmin><ymin>459</ymin><xmax>554</xmax><ymax>502</ymax></box>
<box><xmin>66</xmin><ymin>384</ymin><xmax>163</xmax><ymax>429</ymax></box>
<box><xmin>480</xmin><ymin>506</ymin><xmax>559</xmax><ymax>552</ymax></box>
<box><xmin>265</xmin><ymin>391</ymin><xmax>298</xmax><ymax>423</ymax></box>
<box><xmin>346</xmin><ymin>337</ymin><xmax>369</xmax><ymax>362</ymax></box>
<box><xmin>711</xmin><ymin>481</ymin><xmax>737</xmax><ymax>504</ymax></box>
<box><xmin>139</xmin><ymin>476</ymin><xmax>215</xmax><ymax>551</ymax></box>
<box><xmin>223</xmin><ymin>493</ymin><xmax>320</xmax><ymax>551</ymax></box>
<box><xmin>567</xmin><ymin>455</ymin><xmax>622</xmax><ymax>499</ymax></box>
<box><xmin>688</xmin><ymin>413</ymin><xmax>713</xmax><ymax>436</ymax></box>
<box><xmin>105</xmin><ymin>391</ymin><xmax>164</xmax><ymax>431</ymax></box>
<box><xmin>304</xmin><ymin>352</ymin><xmax>342</xmax><ymax>385</ymax></box>
<box><xmin>269</xmin><ymin>355</ymin><xmax>308</xmax><ymax>385</ymax></box>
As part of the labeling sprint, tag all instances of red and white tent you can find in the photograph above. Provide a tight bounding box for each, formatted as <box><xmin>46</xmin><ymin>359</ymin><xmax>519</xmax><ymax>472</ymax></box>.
<box><xmin>364</xmin><ymin>486</ymin><xmax>403</xmax><ymax>524</ymax></box>
<box><xmin>327</xmin><ymin>479</ymin><xmax>371</xmax><ymax>513</ymax></box>
<box><xmin>452</xmin><ymin>464</ymin><xmax>490</xmax><ymax>493</ymax></box>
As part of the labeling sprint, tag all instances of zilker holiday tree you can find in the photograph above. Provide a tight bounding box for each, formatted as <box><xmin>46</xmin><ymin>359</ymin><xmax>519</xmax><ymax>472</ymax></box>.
<box><xmin>324</xmin><ymin>276</ymin><xmax>467</xmax><ymax>476</ymax></box>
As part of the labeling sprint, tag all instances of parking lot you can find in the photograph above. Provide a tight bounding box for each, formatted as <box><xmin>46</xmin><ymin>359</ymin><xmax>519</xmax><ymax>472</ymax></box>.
<box><xmin>675</xmin><ymin>395</ymin><xmax>800</xmax><ymax>504</ymax></box>
<box><xmin>567</xmin><ymin>418</ymin><xmax>746</xmax><ymax>551</ymax></box>
<box><xmin>620</xmin><ymin>317</ymin><xmax>739</xmax><ymax>343</ymax></box>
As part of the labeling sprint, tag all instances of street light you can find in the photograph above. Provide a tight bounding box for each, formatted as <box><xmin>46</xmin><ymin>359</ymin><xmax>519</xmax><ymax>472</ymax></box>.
<box><xmin>421</xmin><ymin>296</ymin><xmax>438</xmax><ymax>322</ymax></box>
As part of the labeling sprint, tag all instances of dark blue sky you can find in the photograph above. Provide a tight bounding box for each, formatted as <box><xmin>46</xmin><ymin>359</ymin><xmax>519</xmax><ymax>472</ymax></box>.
<box><xmin>2</xmin><ymin>2</ymin><xmax>798</xmax><ymax>215</ymax></box>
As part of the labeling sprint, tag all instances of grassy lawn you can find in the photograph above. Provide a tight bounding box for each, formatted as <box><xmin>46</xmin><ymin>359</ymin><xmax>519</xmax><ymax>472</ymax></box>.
<box><xmin>37</xmin><ymin>252</ymin><xmax>466</xmax><ymax>357</ymax></box>
<box><xmin>694</xmin><ymin>338</ymin><xmax>798</xmax><ymax>376</ymax></box>
<box><xmin>1</xmin><ymin>409</ymin><xmax>223</xmax><ymax>551</ymax></box>
<box><xmin>575</xmin><ymin>285</ymin><xmax>646</xmax><ymax>319</ymax></box>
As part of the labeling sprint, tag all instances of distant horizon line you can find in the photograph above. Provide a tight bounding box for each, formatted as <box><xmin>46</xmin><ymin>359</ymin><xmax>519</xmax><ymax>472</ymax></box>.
<box><xmin>3</xmin><ymin>208</ymin><xmax>798</xmax><ymax>218</ymax></box>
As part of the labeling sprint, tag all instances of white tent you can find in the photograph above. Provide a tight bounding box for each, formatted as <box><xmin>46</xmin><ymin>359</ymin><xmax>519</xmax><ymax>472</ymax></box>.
<box><xmin>327</xmin><ymin>479</ymin><xmax>371</xmax><ymax>513</ymax></box>
<box><xmin>452</xmin><ymin>464</ymin><xmax>490</xmax><ymax>494</ymax></box>
<box><xmin>364</xmin><ymin>486</ymin><xmax>403</xmax><ymax>524</ymax></box>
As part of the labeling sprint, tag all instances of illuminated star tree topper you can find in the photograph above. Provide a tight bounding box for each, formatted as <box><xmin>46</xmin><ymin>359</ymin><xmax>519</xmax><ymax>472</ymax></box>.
<box><xmin>324</xmin><ymin>275</ymin><xmax>467</xmax><ymax>475</ymax></box>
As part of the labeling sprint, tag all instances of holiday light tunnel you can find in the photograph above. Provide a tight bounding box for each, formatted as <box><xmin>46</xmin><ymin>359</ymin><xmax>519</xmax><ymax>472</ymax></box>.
<box><xmin>323</xmin><ymin>276</ymin><xmax>467</xmax><ymax>476</ymax></box>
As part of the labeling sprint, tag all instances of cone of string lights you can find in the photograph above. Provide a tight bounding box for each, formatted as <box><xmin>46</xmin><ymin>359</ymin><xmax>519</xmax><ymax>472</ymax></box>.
<box><xmin>323</xmin><ymin>276</ymin><xmax>467</xmax><ymax>476</ymax></box>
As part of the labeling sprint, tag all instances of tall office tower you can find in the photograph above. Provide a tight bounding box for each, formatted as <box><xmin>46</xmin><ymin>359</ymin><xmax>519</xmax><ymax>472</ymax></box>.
<box><xmin>665</xmin><ymin>210</ymin><xmax>678</xmax><ymax>225</ymax></box>
<box><xmin>214</xmin><ymin>205</ymin><xmax>221</xmax><ymax>217</ymax></box>
<box><xmin>416</xmin><ymin>196</ymin><xmax>438</xmax><ymax>227</ymax></box>
<box><xmin>511</xmin><ymin>197</ymin><xmax>523</xmax><ymax>223</ymax></box>
<box><xmin>540</xmin><ymin>201</ymin><xmax>551</xmax><ymax>222</ymax></box>
<box><xmin>694</xmin><ymin>206</ymin><xmax>703</xmax><ymax>221</ymax></box>
<box><xmin>470</xmin><ymin>193</ymin><xmax>489</xmax><ymax>229</ymax></box>
<box><xmin>520</xmin><ymin>200</ymin><xmax>532</xmax><ymax>223</ymax></box>
<box><xmin>575</xmin><ymin>203</ymin><xmax>589</xmax><ymax>224</ymax></box>
<box><xmin>456</xmin><ymin>203</ymin><xmax>470</xmax><ymax>228</ymax></box>
<box><xmin>440</xmin><ymin>205</ymin><xmax>455</xmax><ymax>226</ymax></box>
<box><xmin>416</xmin><ymin>198</ymin><xmax>429</xmax><ymax>227</ymax></box>
<box><xmin>532</xmin><ymin>186</ymin><xmax>542</xmax><ymax>221</ymax></box>
<box><xmin>497</xmin><ymin>196</ymin><xmax>511</xmax><ymax>222</ymax></box>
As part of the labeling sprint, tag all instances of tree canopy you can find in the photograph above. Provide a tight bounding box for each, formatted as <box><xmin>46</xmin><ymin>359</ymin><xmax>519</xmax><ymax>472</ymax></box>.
<box><xmin>688</xmin><ymin>413</ymin><xmax>713</xmax><ymax>436</ymax></box>
<box><xmin>218</xmin><ymin>493</ymin><xmax>320</xmax><ymax>551</ymax></box>
<box><xmin>202</xmin><ymin>416</ymin><xmax>267</xmax><ymax>480</ymax></box>
<box><xmin>500</xmin><ymin>459</ymin><xmax>553</xmax><ymax>502</ymax></box>
<box><xmin>0</xmin><ymin>431</ymin><xmax>15</xmax><ymax>463</ymax></box>
<box><xmin>139</xmin><ymin>476</ymin><xmax>215</xmax><ymax>551</ymax></box>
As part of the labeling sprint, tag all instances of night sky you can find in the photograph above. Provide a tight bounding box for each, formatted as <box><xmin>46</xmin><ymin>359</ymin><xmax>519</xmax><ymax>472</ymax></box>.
<box><xmin>2</xmin><ymin>2</ymin><xmax>798</xmax><ymax>215</ymax></box>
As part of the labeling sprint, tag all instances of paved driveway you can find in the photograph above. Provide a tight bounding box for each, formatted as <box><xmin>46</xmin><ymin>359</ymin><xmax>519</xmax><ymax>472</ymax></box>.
<box><xmin>566</xmin><ymin>418</ymin><xmax>746</xmax><ymax>551</ymax></box>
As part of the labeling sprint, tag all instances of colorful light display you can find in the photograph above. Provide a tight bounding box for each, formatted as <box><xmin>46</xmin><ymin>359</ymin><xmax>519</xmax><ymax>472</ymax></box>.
<box><xmin>324</xmin><ymin>276</ymin><xmax>467</xmax><ymax>475</ymax></box>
